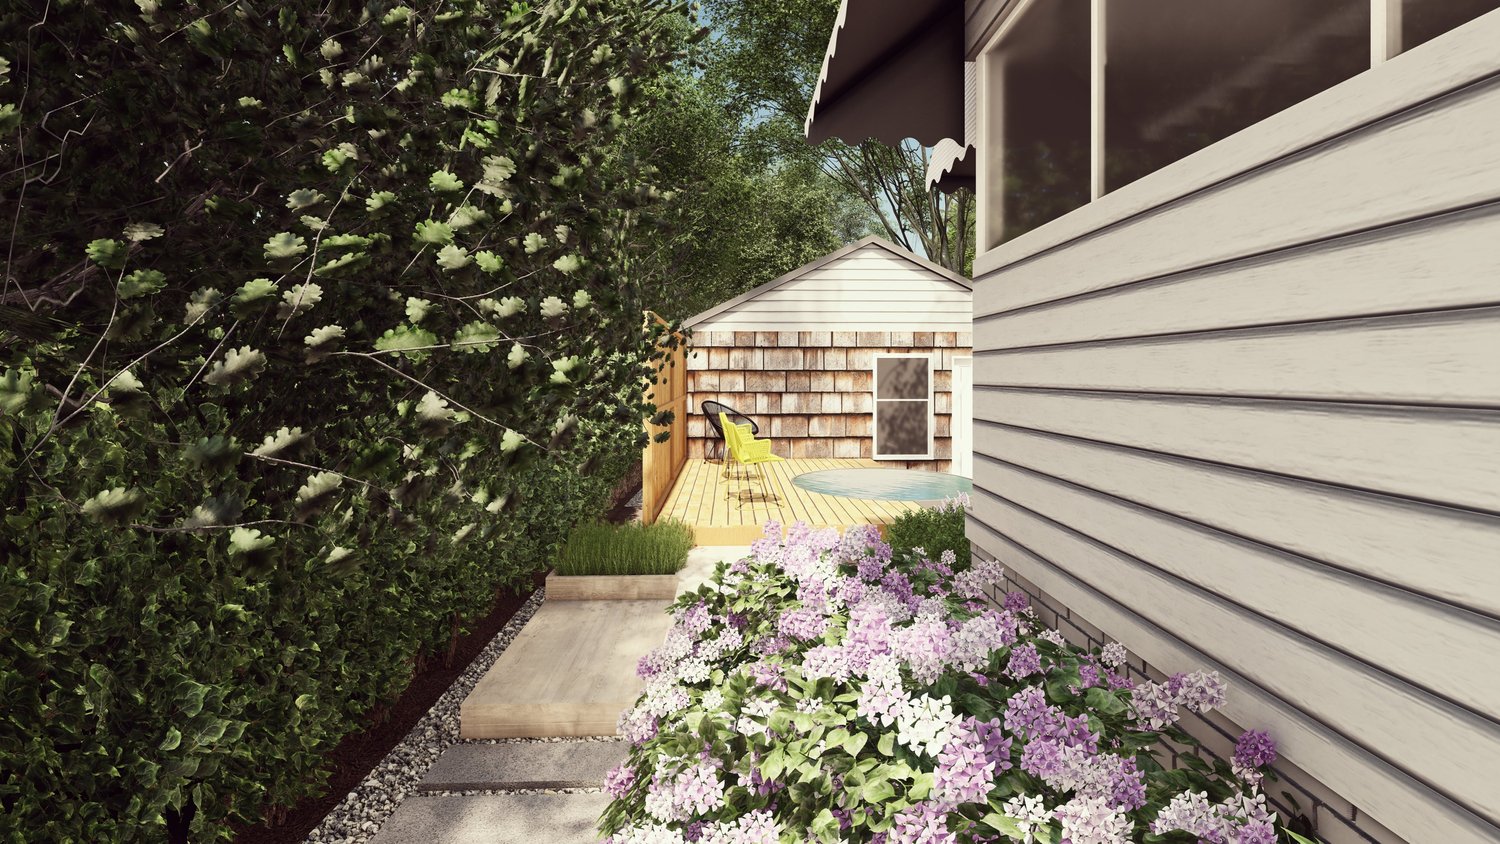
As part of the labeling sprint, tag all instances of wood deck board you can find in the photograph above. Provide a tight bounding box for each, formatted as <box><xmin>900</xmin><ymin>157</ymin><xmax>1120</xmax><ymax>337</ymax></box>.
<box><xmin>659</xmin><ymin>458</ymin><xmax>928</xmax><ymax>543</ymax></box>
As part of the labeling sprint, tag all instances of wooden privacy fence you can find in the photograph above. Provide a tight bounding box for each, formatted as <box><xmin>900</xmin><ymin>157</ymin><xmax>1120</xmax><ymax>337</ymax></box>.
<box><xmin>641</xmin><ymin>312</ymin><xmax>687</xmax><ymax>524</ymax></box>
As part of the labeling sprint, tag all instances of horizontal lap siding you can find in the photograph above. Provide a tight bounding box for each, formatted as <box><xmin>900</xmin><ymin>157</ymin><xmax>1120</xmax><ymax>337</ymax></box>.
<box><xmin>695</xmin><ymin>245</ymin><xmax>972</xmax><ymax>334</ymax></box>
<box><xmin>968</xmin><ymin>26</ymin><xmax>1500</xmax><ymax>844</ymax></box>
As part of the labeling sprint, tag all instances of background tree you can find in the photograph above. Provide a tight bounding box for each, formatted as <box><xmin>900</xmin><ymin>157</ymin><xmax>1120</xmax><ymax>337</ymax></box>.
<box><xmin>616</xmin><ymin>30</ymin><xmax>871</xmax><ymax>322</ymax></box>
<box><xmin>700</xmin><ymin>0</ymin><xmax>976</xmax><ymax>274</ymax></box>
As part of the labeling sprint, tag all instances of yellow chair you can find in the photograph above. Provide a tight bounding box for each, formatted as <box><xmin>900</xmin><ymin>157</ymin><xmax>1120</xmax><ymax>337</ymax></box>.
<box><xmin>720</xmin><ymin>412</ymin><xmax>783</xmax><ymax>502</ymax></box>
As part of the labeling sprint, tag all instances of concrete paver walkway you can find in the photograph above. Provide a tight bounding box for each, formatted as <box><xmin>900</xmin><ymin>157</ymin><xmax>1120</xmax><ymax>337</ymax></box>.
<box><xmin>372</xmin><ymin>792</ymin><xmax>611</xmax><ymax>844</ymax></box>
<box><xmin>417</xmin><ymin>742</ymin><xmax>626</xmax><ymax>791</ymax></box>
<box><xmin>372</xmin><ymin>546</ymin><xmax>753</xmax><ymax>844</ymax></box>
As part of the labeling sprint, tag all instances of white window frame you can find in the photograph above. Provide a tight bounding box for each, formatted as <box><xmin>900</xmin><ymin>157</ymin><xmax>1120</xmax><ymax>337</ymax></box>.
<box><xmin>871</xmin><ymin>352</ymin><xmax>935</xmax><ymax>461</ymax></box>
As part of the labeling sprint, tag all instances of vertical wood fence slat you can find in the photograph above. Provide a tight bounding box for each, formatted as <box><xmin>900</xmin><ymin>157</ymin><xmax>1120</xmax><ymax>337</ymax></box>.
<box><xmin>641</xmin><ymin>312</ymin><xmax>688</xmax><ymax>524</ymax></box>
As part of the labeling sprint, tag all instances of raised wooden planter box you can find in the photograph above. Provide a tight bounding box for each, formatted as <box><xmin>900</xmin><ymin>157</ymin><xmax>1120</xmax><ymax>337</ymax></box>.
<box><xmin>544</xmin><ymin>571</ymin><xmax>679</xmax><ymax>601</ymax></box>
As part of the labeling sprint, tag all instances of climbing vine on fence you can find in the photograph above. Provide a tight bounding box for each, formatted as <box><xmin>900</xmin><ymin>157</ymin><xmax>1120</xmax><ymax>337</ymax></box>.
<box><xmin>0</xmin><ymin>0</ymin><xmax>692</xmax><ymax>840</ymax></box>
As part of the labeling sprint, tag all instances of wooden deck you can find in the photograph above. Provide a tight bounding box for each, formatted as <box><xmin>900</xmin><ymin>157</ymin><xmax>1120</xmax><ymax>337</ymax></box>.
<box><xmin>657</xmin><ymin>458</ymin><xmax>925</xmax><ymax>544</ymax></box>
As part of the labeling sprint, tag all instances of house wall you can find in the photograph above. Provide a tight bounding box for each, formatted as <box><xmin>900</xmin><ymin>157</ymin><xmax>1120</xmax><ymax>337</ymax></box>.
<box><xmin>685</xmin><ymin>330</ymin><xmax>971</xmax><ymax>472</ymax></box>
<box><xmin>689</xmin><ymin>243</ymin><xmax>971</xmax><ymax>333</ymax></box>
<box><xmin>966</xmin><ymin>14</ymin><xmax>1500</xmax><ymax>844</ymax></box>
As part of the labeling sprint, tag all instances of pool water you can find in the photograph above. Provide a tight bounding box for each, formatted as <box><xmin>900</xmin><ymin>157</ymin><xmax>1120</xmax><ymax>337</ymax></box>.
<box><xmin>791</xmin><ymin>469</ymin><xmax>972</xmax><ymax>501</ymax></box>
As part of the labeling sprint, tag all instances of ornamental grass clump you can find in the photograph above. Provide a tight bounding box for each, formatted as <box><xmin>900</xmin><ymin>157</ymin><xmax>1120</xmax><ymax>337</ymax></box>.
<box><xmin>556</xmin><ymin>518</ymin><xmax>695</xmax><ymax>575</ymax></box>
<box><xmin>601</xmin><ymin>520</ymin><xmax>1298</xmax><ymax>844</ymax></box>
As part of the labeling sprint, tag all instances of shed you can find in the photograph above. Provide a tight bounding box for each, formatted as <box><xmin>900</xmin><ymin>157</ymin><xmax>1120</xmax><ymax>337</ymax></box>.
<box><xmin>682</xmin><ymin>236</ymin><xmax>973</xmax><ymax>474</ymax></box>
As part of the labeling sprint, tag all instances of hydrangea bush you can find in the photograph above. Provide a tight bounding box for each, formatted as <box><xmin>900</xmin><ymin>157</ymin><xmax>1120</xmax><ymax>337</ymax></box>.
<box><xmin>601</xmin><ymin>515</ymin><xmax>1305</xmax><ymax>844</ymax></box>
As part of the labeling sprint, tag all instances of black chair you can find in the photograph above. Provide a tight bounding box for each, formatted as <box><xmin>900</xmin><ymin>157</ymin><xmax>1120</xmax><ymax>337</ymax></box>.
<box><xmin>701</xmin><ymin>400</ymin><xmax>759</xmax><ymax>463</ymax></box>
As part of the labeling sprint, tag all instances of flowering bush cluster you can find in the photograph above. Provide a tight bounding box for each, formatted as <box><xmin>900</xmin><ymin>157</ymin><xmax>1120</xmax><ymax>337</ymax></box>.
<box><xmin>601</xmin><ymin>514</ymin><xmax>1302</xmax><ymax>844</ymax></box>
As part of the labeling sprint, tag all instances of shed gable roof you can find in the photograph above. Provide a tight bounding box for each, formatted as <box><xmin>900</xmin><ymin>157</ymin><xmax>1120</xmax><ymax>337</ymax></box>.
<box><xmin>682</xmin><ymin>236</ymin><xmax>971</xmax><ymax>329</ymax></box>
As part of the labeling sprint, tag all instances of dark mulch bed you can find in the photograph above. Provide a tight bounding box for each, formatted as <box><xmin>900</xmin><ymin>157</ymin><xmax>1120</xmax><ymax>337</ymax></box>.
<box><xmin>230</xmin><ymin>569</ymin><xmax>546</xmax><ymax>844</ymax></box>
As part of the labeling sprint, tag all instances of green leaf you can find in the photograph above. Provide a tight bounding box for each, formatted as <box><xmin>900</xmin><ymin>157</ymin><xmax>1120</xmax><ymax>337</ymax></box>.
<box><xmin>523</xmin><ymin>232</ymin><xmax>546</xmax><ymax>254</ymax></box>
<box><xmin>429</xmin><ymin>170</ymin><xmax>464</xmax><ymax>192</ymax></box>
<box><xmin>184</xmin><ymin>436</ymin><xmax>241</xmax><ymax>474</ymax></box>
<box><xmin>1085</xmin><ymin>686</ymin><xmax>1128</xmax><ymax>716</ymax></box>
<box><xmin>452</xmin><ymin>321</ymin><xmax>501</xmax><ymax>353</ymax></box>
<box><xmin>295</xmin><ymin>472</ymin><xmax>343</xmax><ymax>518</ymax></box>
<box><xmin>81</xmin><ymin>487</ymin><xmax>146</xmax><ymax>524</ymax></box>
<box><xmin>0</xmin><ymin>104</ymin><xmax>20</xmax><ymax>134</ymax></box>
<box><xmin>159</xmin><ymin>727</ymin><xmax>183</xmax><ymax>752</ymax></box>
<box><xmin>304</xmin><ymin>324</ymin><xmax>345</xmax><ymax>362</ymax></box>
<box><xmin>228</xmin><ymin>527</ymin><xmax>275</xmax><ymax>556</ymax></box>
<box><xmin>119</xmin><ymin>269</ymin><xmax>166</xmax><ymax>299</ymax></box>
<box><xmin>123</xmin><ymin>222</ymin><xmax>164</xmax><ymax>242</ymax></box>
<box><xmin>877</xmin><ymin>732</ymin><xmax>895</xmax><ymax>757</ymax></box>
<box><xmin>251</xmin><ymin>426</ymin><xmax>306</xmax><ymax>458</ymax></box>
<box><xmin>506</xmin><ymin>343</ymin><xmax>528</xmax><ymax>369</ymax></box>
<box><xmin>375</xmin><ymin>325</ymin><xmax>439</xmax><ymax>358</ymax></box>
<box><xmin>0</xmin><ymin>369</ymin><xmax>35</xmax><ymax>414</ymax></box>
<box><xmin>405</xmin><ymin>297</ymin><xmax>434</xmax><ymax>323</ymax></box>
<box><xmin>474</xmin><ymin>250</ymin><xmax>504</xmax><ymax>273</ymax></box>
<box><xmin>552</xmin><ymin>253</ymin><xmax>583</xmax><ymax>273</ymax></box>
<box><xmin>294</xmin><ymin>693</ymin><xmax>315</xmax><ymax>710</ymax></box>
<box><xmin>283</xmin><ymin>286</ymin><xmax>328</xmax><ymax>322</ymax></box>
<box><xmin>415</xmin><ymin>391</ymin><xmax>455</xmax><ymax>436</ymax></box>
<box><xmin>539</xmin><ymin>295</ymin><xmax>568</xmax><ymax>318</ymax></box>
<box><xmin>86</xmin><ymin>238</ymin><xmax>127</xmax><ymax>269</ymax></box>
<box><xmin>231</xmin><ymin>278</ymin><xmax>279</xmax><ymax>316</ymax></box>
<box><xmin>286</xmin><ymin>189</ymin><xmax>326</xmax><ymax>210</ymax></box>
<box><xmin>366</xmin><ymin>191</ymin><xmax>397</xmax><ymax>213</ymax></box>
<box><xmin>202</xmin><ymin>346</ymin><xmax>266</xmax><ymax>387</ymax></box>
<box><xmin>449</xmin><ymin>205</ymin><xmax>490</xmax><ymax>229</ymax></box>
<box><xmin>414</xmin><ymin>220</ymin><xmax>454</xmax><ymax>245</ymax></box>
<box><xmin>263</xmin><ymin>232</ymin><xmax>307</xmax><ymax>260</ymax></box>
<box><xmin>436</xmin><ymin>244</ymin><xmax>471</xmax><ymax>271</ymax></box>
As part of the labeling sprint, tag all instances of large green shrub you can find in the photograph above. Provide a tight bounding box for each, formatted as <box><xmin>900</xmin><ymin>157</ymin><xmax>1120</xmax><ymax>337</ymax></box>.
<box><xmin>884</xmin><ymin>496</ymin><xmax>971</xmax><ymax>570</ymax></box>
<box><xmin>0</xmin><ymin>1</ymin><xmax>690</xmax><ymax>840</ymax></box>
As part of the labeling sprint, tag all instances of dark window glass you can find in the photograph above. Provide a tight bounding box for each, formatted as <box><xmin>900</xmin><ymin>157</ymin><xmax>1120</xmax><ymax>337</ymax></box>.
<box><xmin>1403</xmin><ymin>0</ymin><xmax>1500</xmax><ymax>51</ymax></box>
<box><xmin>876</xmin><ymin>402</ymin><xmax>930</xmax><ymax>456</ymax></box>
<box><xmin>989</xmin><ymin>0</ymin><xmax>1091</xmax><ymax>244</ymax></box>
<box><xmin>1105</xmin><ymin>0</ymin><xmax>1369</xmax><ymax>192</ymax></box>
<box><xmin>876</xmin><ymin>357</ymin><xmax>929</xmax><ymax>400</ymax></box>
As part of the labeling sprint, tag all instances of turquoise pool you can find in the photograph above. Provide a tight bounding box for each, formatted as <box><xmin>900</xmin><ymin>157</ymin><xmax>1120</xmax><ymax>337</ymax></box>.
<box><xmin>792</xmin><ymin>469</ymin><xmax>972</xmax><ymax>502</ymax></box>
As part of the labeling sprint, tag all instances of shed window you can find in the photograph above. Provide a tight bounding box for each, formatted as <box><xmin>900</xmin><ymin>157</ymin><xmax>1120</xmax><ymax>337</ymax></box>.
<box><xmin>873</xmin><ymin>354</ymin><xmax>934</xmax><ymax>460</ymax></box>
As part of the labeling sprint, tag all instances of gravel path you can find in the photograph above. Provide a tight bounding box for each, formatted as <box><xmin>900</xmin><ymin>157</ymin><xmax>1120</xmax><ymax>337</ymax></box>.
<box><xmin>302</xmin><ymin>590</ymin><xmax>622</xmax><ymax>844</ymax></box>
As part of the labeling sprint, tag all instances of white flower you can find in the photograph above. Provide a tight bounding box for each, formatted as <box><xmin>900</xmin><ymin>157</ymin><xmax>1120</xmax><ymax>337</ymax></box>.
<box><xmin>1100</xmin><ymin>642</ymin><xmax>1128</xmax><ymax>668</ymax></box>
<box><xmin>894</xmin><ymin>694</ymin><xmax>959</xmax><ymax>758</ymax></box>
<box><xmin>701</xmin><ymin>689</ymin><xmax>724</xmax><ymax>712</ymax></box>
<box><xmin>1002</xmin><ymin>794</ymin><xmax>1052</xmax><ymax>844</ymax></box>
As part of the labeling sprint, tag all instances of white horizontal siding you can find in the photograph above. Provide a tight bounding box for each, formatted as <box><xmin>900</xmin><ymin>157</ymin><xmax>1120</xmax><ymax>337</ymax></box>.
<box><xmin>966</xmin><ymin>516</ymin><xmax>1500</xmax><ymax>844</ymax></box>
<box><xmin>696</xmin><ymin>244</ymin><xmax>973</xmax><ymax>333</ymax></box>
<box><xmin>968</xmin><ymin>14</ymin><xmax>1500</xmax><ymax>843</ymax></box>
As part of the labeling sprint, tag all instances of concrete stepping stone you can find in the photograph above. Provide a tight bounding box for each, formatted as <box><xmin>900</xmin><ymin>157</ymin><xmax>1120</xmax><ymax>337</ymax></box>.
<box><xmin>371</xmin><ymin>792</ymin><xmax>610</xmax><ymax>844</ymax></box>
<box><xmin>418</xmin><ymin>742</ymin><xmax>627</xmax><ymax>791</ymax></box>
<box><xmin>460</xmin><ymin>600</ymin><xmax>674</xmax><ymax>738</ymax></box>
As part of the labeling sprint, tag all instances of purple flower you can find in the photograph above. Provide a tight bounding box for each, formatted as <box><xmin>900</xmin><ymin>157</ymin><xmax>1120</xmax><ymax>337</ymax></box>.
<box><xmin>1077</xmin><ymin>659</ymin><xmax>1101</xmax><ymax>691</ymax></box>
<box><xmin>1020</xmin><ymin>737</ymin><xmax>1066</xmax><ymax>780</ymax></box>
<box><xmin>1105</xmin><ymin>756</ymin><xmax>1147</xmax><ymax>811</ymax></box>
<box><xmin>1003</xmin><ymin>686</ymin><xmax>1062</xmax><ymax>739</ymax></box>
<box><xmin>1234</xmin><ymin>729</ymin><xmax>1277</xmax><ymax>769</ymax></box>
<box><xmin>888</xmin><ymin>800</ymin><xmax>956</xmax><ymax>844</ymax></box>
<box><xmin>1233</xmin><ymin>729</ymin><xmax>1277</xmax><ymax>787</ymax></box>
<box><xmin>1006</xmin><ymin>643</ymin><xmax>1042</xmax><ymax>679</ymax></box>
<box><xmin>776</xmin><ymin>606</ymin><xmax>827</xmax><ymax>641</ymax></box>
<box><xmin>1003</xmin><ymin>591</ymin><xmax>1030</xmax><ymax>613</ymax></box>
<box><xmin>747</xmin><ymin>660</ymin><xmax>788</xmax><ymax>692</ymax></box>
<box><xmin>604</xmin><ymin>762</ymin><xmax>636</xmax><ymax>798</ymax></box>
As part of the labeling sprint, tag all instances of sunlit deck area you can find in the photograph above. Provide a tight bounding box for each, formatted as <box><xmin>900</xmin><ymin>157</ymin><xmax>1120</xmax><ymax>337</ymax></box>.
<box><xmin>657</xmin><ymin>458</ymin><xmax>925</xmax><ymax>544</ymax></box>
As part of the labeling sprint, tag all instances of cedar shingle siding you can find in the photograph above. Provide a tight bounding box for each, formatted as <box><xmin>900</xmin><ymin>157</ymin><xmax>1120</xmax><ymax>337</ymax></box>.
<box><xmin>684</xmin><ymin>237</ymin><xmax>974</xmax><ymax>473</ymax></box>
<box><xmin>686</xmin><ymin>330</ymin><xmax>972</xmax><ymax>470</ymax></box>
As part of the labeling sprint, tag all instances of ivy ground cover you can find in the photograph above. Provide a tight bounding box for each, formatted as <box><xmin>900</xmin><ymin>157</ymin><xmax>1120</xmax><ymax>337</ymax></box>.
<box><xmin>601</xmin><ymin>507</ymin><xmax>1302</xmax><ymax>844</ymax></box>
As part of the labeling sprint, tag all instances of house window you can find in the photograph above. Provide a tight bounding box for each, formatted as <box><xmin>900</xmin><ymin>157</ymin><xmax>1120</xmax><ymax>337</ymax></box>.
<box><xmin>979</xmin><ymin>0</ymin><xmax>1091</xmax><ymax>249</ymax></box>
<box><xmin>1103</xmin><ymin>0</ymin><xmax>1369</xmax><ymax>193</ymax></box>
<box><xmin>873</xmin><ymin>354</ymin><xmax>934</xmax><ymax>460</ymax></box>
<box><xmin>1402</xmin><ymin>0</ymin><xmax>1500</xmax><ymax>53</ymax></box>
